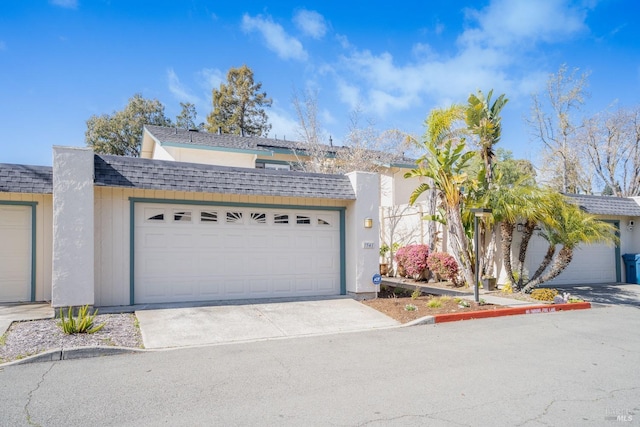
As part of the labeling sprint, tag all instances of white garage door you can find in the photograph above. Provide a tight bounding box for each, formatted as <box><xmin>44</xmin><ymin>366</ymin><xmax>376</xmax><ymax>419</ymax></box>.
<box><xmin>134</xmin><ymin>203</ymin><xmax>341</xmax><ymax>304</ymax></box>
<box><xmin>526</xmin><ymin>235</ymin><xmax>617</xmax><ymax>285</ymax></box>
<box><xmin>0</xmin><ymin>205</ymin><xmax>32</xmax><ymax>302</ymax></box>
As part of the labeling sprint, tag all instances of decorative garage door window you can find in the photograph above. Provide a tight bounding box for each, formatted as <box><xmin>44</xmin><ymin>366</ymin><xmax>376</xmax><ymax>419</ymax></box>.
<box><xmin>250</xmin><ymin>212</ymin><xmax>267</xmax><ymax>224</ymax></box>
<box><xmin>145</xmin><ymin>208</ymin><xmax>165</xmax><ymax>222</ymax></box>
<box><xmin>200</xmin><ymin>211</ymin><xmax>218</xmax><ymax>223</ymax></box>
<box><xmin>317</xmin><ymin>216</ymin><xmax>331</xmax><ymax>226</ymax></box>
<box><xmin>226</xmin><ymin>211</ymin><xmax>243</xmax><ymax>224</ymax></box>
<box><xmin>274</xmin><ymin>214</ymin><xmax>289</xmax><ymax>224</ymax></box>
<box><xmin>296</xmin><ymin>215</ymin><xmax>311</xmax><ymax>225</ymax></box>
<box><xmin>173</xmin><ymin>211</ymin><xmax>192</xmax><ymax>222</ymax></box>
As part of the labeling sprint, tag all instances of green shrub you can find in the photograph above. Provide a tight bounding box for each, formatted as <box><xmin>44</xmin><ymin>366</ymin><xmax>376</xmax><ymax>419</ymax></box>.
<box><xmin>404</xmin><ymin>304</ymin><xmax>417</xmax><ymax>311</ymax></box>
<box><xmin>58</xmin><ymin>305</ymin><xmax>106</xmax><ymax>334</ymax></box>
<box><xmin>426</xmin><ymin>299</ymin><xmax>442</xmax><ymax>308</ymax></box>
<box><xmin>411</xmin><ymin>286</ymin><xmax>421</xmax><ymax>300</ymax></box>
<box><xmin>530</xmin><ymin>288</ymin><xmax>558</xmax><ymax>301</ymax></box>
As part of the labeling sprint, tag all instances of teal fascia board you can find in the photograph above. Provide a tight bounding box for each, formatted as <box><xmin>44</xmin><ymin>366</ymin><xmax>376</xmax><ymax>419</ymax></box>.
<box><xmin>128</xmin><ymin>197</ymin><xmax>347</xmax><ymax>304</ymax></box>
<box><xmin>161</xmin><ymin>141</ymin><xmax>270</xmax><ymax>156</ymax></box>
<box><xmin>0</xmin><ymin>201</ymin><xmax>38</xmax><ymax>302</ymax></box>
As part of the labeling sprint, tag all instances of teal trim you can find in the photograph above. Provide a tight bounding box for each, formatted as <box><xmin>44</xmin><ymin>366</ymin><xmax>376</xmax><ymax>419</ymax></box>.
<box><xmin>389</xmin><ymin>162</ymin><xmax>416</xmax><ymax>169</ymax></box>
<box><xmin>269</xmin><ymin>147</ymin><xmax>338</xmax><ymax>159</ymax></box>
<box><xmin>0</xmin><ymin>201</ymin><xmax>38</xmax><ymax>302</ymax></box>
<box><xmin>600</xmin><ymin>219</ymin><xmax>622</xmax><ymax>282</ymax></box>
<box><xmin>161</xmin><ymin>141</ymin><xmax>269</xmax><ymax>156</ymax></box>
<box><xmin>129</xmin><ymin>200</ymin><xmax>135</xmax><ymax>305</ymax></box>
<box><xmin>128</xmin><ymin>197</ymin><xmax>347</xmax><ymax>304</ymax></box>
<box><xmin>255</xmin><ymin>159</ymin><xmax>293</xmax><ymax>166</ymax></box>
<box><xmin>339</xmin><ymin>209</ymin><xmax>346</xmax><ymax>295</ymax></box>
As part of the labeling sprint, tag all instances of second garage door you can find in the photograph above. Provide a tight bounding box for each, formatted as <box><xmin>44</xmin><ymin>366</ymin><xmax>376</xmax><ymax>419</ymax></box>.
<box><xmin>526</xmin><ymin>234</ymin><xmax>617</xmax><ymax>285</ymax></box>
<box><xmin>0</xmin><ymin>204</ymin><xmax>32</xmax><ymax>302</ymax></box>
<box><xmin>134</xmin><ymin>203</ymin><xmax>342</xmax><ymax>304</ymax></box>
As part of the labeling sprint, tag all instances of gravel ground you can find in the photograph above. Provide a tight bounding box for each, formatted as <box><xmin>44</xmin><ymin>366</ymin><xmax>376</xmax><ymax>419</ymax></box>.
<box><xmin>0</xmin><ymin>313</ymin><xmax>143</xmax><ymax>363</ymax></box>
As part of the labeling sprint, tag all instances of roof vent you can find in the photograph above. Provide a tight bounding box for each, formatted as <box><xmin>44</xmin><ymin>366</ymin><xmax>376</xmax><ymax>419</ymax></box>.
<box><xmin>329</xmin><ymin>136</ymin><xmax>333</xmax><ymax>147</ymax></box>
<box><xmin>188</xmin><ymin>128</ymin><xmax>199</xmax><ymax>132</ymax></box>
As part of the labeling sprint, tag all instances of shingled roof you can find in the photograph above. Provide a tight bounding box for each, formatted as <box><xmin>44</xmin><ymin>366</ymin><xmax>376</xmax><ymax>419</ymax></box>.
<box><xmin>565</xmin><ymin>194</ymin><xmax>640</xmax><ymax>217</ymax></box>
<box><xmin>94</xmin><ymin>154</ymin><xmax>356</xmax><ymax>200</ymax></box>
<box><xmin>144</xmin><ymin>125</ymin><xmax>305</xmax><ymax>154</ymax></box>
<box><xmin>144</xmin><ymin>125</ymin><xmax>417</xmax><ymax>166</ymax></box>
<box><xmin>0</xmin><ymin>163</ymin><xmax>53</xmax><ymax>194</ymax></box>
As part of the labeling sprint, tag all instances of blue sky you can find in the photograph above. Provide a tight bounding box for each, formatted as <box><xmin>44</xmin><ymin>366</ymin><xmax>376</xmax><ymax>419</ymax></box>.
<box><xmin>1</xmin><ymin>0</ymin><xmax>638</xmax><ymax>167</ymax></box>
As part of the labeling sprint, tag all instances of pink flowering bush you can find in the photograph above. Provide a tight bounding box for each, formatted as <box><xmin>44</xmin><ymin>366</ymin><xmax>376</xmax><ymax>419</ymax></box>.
<box><xmin>395</xmin><ymin>244</ymin><xmax>430</xmax><ymax>280</ymax></box>
<box><xmin>427</xmin><ymin>252</ymin><xmax>459</xmax><ymax>285</ymax></box>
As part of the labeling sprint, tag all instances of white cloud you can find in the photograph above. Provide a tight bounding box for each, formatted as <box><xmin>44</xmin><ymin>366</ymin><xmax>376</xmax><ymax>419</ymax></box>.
<box><xmin>167</xmin><ymin>68</ymin><xmax>199</xmax><ymax>104</ymax></box>
<box><xmin>293</xmin><ymin>9</ymin><xmax>327</xmax><ymax>39</ymax></box>
<box><xmin>335</xmin><ymin>34</ymin><xmax>351</xmax><ymax>49</ymax></box>
<box><xmin>267</xmin><ymin>108</ymin><xmax>299</xmax><ymax>140</ymax></box>
<box><xmin>241</xmin><ymin>14</ymin><xmax>308</xmax><ymax>61</ymax></box>
<box><xmin>461</xmin><ymin>0</ymin><xmax>589</xmax><ymax>48</ymax></box>
<box><xmin>50</xmin><ymin>0</ymin><xmax>78</xmax><ymax>9</ymax></box>
<box><xmin>198</xmin><ymin>68</ymin><xmax>224</xmax><ymax>90</ymax></box>
<box><xmin>336</xmin><ymin>79</ymin><xmax>360</xmax><ymax>110</ymax></box>
<box><xmin>330</xmin><ymin>0</ymin><xmax>592</xmax><ymax>119</ymax></box>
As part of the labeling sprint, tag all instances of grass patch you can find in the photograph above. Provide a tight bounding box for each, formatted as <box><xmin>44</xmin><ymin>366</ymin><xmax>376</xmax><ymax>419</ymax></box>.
<box><xmin>426</xmin><ymin>299</ymin><xmax>442</xmax><ymax>308</ymax></box>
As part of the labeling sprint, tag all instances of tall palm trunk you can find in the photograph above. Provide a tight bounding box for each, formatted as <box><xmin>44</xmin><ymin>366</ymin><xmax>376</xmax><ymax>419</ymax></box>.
<box><xmin>521</xmin><ymin>246</ymin><xmax>573</xmax><ymax>293</ymax></box>
<box><xmin>446</xmin><ymin>204</ymin><xmax>475</xmax><ymax>287</ymax></box>
<box><xmin>500</xmin><ymin>222</ymin><xmax>516</xmax><ymax>285</ymax></box>
<box><xmin>528</xmin><ymin>244</ymin><xmax>556</xmax><ymax>283</ymax></box>
<box><xmin>483</xmin><ymin>226</ymin><xmax>497</xmax><ymax>277</ymax></box>
<box><xmin>516</xmin><ymin>220</ymin><xmax>536</xmax><ymax>289</ymax></box>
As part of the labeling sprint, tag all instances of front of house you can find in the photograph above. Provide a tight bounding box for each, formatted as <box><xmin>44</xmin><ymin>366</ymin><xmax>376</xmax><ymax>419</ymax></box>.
<box><xmin>1</xmin><ymin>145</ymin><xmax>381</xmax><ymax>307</ymax></box>
<box><xmin>1</xmin><ymin>125</ymin><xmax>639</xmax><ymax>307</ymax></box>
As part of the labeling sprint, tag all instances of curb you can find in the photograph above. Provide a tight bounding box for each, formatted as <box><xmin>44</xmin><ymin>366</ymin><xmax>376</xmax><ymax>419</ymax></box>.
<box><xmin>432</xmin><ymin>302</ymin><xmax>591</xmax><ymax>324</ymax></box>
<box><xmin>0</xmin><ymin>346</ymin><xmax>146</xmax><ymax>367</ymax></box>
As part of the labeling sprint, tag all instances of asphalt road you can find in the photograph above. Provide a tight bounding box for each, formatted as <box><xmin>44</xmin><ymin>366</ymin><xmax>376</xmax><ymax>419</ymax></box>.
<box><xmin>1</xmin><ymin>305</ymin><xmax>639</xmax><ymax>426</ymax></box>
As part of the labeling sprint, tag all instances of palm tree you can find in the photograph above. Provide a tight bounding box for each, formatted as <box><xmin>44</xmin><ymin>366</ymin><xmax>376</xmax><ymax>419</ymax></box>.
<box><xmin>465</xmin><ymin>90</ymin><xmax>508</xmax><ymax>184</ymax></box>
<box><xmin>405</xmin><ymin>105</ymin><xmax>477</xmax><ymax>287</ymax></box>
<box><xmin>478</xmin><ymin>175</ymin><xmax>547</xmax><ymax>289</ymax></box>
<box><xmin>520</xmin><ymin>196</ymin><xmax>618</xmax><ymax>293</ymax></box>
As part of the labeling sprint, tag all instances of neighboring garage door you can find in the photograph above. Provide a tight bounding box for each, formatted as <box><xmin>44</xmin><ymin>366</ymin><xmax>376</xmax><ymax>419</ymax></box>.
<box><xmin>526</xmin><ymin>234</ymin><xmax>617</xmax><ymax>285</ymax></box>
<box><xmin>134</xmin><ymin>203</ymin><xmax>341</xmax><ymax>304</ymax></box>
<box><xmin>0</xmin><ymin>205</ymin><xmax>32</xmax><ymax>302</ymax></box>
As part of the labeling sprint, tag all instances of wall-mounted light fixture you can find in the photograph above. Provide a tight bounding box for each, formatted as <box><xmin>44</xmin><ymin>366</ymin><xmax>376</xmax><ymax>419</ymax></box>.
<box><xmin>517</xmin><ymin>223</ymin><xmax>524</xmax><ymax>233</ymax></box>
<box><xmin>364</xmin><ymin>218</ymin><xmax>373</xmax><ymax>228</ymax></box>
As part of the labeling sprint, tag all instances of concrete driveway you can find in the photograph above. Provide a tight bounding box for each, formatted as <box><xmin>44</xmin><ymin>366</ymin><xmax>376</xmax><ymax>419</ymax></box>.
<box><xmin>546</xmin><ymin>283</ymin><xmax>640</xmax><ymax>307</ymax></box>
<box><xmin>134</xmin><ymin>297</ymin><xmax>400</xmax><ymax>349</ymax></box>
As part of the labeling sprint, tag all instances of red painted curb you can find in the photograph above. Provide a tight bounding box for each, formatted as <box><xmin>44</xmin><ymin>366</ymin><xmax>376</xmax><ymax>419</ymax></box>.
<box><xmin>433</xmin><ymin>302</ymin><xmax>591</xmax><ymax>324</ymax></box>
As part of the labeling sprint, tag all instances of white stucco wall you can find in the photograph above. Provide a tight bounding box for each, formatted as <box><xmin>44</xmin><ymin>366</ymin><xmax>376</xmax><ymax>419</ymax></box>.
<box><xmin>346</xmin><ymin>172</ymin><xmax>380</xmax><ymax>296</ymax></box>
<box><xmin>52</xmin><ymin>146</ymin><xmax>94</xmax><ymax>308</ymax></box>
<box><xmin>0</xmin><ymin>193</ymin><xmax>53</xmax><ymax>302</ymax></box>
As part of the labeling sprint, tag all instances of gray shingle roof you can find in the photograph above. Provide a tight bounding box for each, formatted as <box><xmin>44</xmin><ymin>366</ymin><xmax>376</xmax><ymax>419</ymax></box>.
<box><xmin>565</xmin><ymin>194</ymin><xmax>640</xmax><ymax>217</ymax></box>
<box><xmin>145</xmin><ymin>125</ymin><xmax>286</xmax><ymax>154</ymax></box>
<box><xmin>144</xmin><ymin>125</ymin><xmax>417</xmax><ymax>165</ymax></box>
<box><xmin>94</xmin><ymin>154</ymin><xmax>356</xmax><ymax>200</ymax></box>
<box><xmin>0</xmin><ymin>163</ymin><xmax>53</xmax><ymax>194</ymax></box>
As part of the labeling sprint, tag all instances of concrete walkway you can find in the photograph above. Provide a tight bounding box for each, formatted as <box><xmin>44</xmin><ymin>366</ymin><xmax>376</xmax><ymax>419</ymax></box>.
<box><xmin>0</xmin><ymin>303</ymin><xmax>54</xmax><ymax>336</ymax></box>
<box><xmin>135</xmin><ymin>298</ymin><xmax>400</xmax><ymax>349</ymax></box>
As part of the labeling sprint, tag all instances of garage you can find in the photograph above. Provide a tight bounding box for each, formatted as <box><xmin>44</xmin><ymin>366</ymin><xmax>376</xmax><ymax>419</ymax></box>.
<box><xmin>134</xmin><ymin>202</ymin><xmax>342</xmax><ymax>304</ymax></box>
<box><xmin>526</xmin><ymin>233</ymin><xmax>618</xmax><ymax>285</ymax></box>
<box><xmin>0</xmin><ymin>204</ymin><xmax>32</xmax><ymax>302</ymax></box>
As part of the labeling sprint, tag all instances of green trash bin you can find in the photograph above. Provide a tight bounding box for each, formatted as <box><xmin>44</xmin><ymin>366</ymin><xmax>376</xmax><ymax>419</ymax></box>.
<box><xmin>622</xmin><ymin>254</ymin><xmax>640</xmax><ymax>284</ymax></box>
